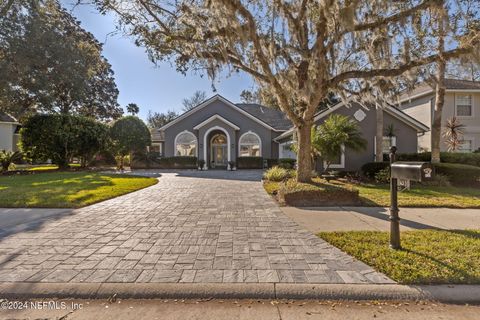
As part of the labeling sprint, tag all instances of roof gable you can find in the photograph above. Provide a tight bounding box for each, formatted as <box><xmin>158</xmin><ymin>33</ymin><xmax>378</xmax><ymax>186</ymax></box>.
<box><xmin>0</xmin><ymin>112</ymin><xmax>19</xmax><ymax>124</ymax></box>
<box><xmin>399</xmin><ymin>79</ymin><xmax>480</xmax><ymax>102</ymax></box>
<box><xmin>193</xmin><ymin>114</ymin><xmax>240</xmax><ymax>130</ymax></box>
<box><xmin>160</xmin><ymin>95</ymin><xmax>281</xmax><ymax>131</ymax></box>
<box><xmin>274</xmin><ymin>101</ymin><xmax>428</xmax><ymax>141</ymax></box>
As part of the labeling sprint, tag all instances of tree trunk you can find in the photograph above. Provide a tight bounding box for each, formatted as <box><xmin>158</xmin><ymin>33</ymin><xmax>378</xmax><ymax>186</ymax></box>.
<box><xmin>375</xmin><ymin>104</ymin><xmax>384</xmax><ymax>162</ymax></box>
<box><xmin>431</xmin><ymin>8</ymin><xmax>447</xmax><ymax>164</ymax></box>
<box><xmin>431</xmin><ymin>60</ymin><xmax>446</xmax><ymax>163</ymax></box>
<box><xmin>296</xmin><ymin>122</ymin><xmax>313</xmax><ymax>182</ymax></box>
<box><xmin>57</xmin><ymin>158</ymin><xmax>70</xmax><ymax>170</ymax></box>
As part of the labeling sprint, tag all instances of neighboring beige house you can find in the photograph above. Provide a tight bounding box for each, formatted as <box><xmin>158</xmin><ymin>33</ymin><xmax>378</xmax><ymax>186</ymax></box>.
<box><xmin>398</xmin><ymin>79</ymin><xmax>480</xmax><ymax>153</ymax></box>
<box><xmin>0</xmin><ymin>112</ymin><xmax>21</xmax><ymax>152</ymax></box>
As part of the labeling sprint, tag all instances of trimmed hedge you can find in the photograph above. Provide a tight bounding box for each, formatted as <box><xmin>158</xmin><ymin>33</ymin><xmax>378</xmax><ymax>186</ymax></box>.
<box><xmin>361</xmin><ymin>161</ymin><xmax>480</xmax><ymax>186</ymax></box>
<box><xmin>434</xmin><ymin>163</ymin><xmax>480</xmax><ymax>186</ymax></box>
<box><xmin>132</xmin><ymin>156</ymin><xmax>197</xmax><ymax>169</ymax></box>
<box><xmin>385</xmin><ymin>152</ymin><xmax>480</xmax><ymax>167</ymax></box>
<box><xmin>278</xmin><ymin>158</ymin><xmax>296</xmax><ymax>169</ymax></box>
<box><xmin>237</xmin><ymin>157</ymin><xmax>263</xmax><ymax>169</ymax></box>
<box><xmin>361</xmin><ymin>162</ymin><xmax>390</xmax><ymax>179</ymax></box>
<box><xmin>264</xmin><ymin>158</ymin><xmax>278</xmax><ymax>168</ymax></box>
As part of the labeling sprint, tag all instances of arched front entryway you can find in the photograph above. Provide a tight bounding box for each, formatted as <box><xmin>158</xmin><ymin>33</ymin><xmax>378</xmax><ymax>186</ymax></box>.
<box><xmin>203</xmin><ymin>126</ymin><xmax>231</xmax><ymax>169</ymax></box>
<box><xmin>210</xmin><ymin>132</ymin><xmax>228</xmax><ymax>168</ymax></box>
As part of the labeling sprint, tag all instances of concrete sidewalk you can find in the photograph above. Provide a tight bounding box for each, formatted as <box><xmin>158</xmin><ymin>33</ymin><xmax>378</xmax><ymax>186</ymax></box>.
<box><xmin>1</xmin><ymin>282</ymin><xmax>480</xmax><ymax>304</ymax></box>
<box><xmin>2</xmin><ymin>298</ymin><xmax>479</xmax><ymax>320</ymax></box>
<box><xmin>281</xmin><ymin>207</ymin><xmax>480</xmax><ymax>233</ymax></box>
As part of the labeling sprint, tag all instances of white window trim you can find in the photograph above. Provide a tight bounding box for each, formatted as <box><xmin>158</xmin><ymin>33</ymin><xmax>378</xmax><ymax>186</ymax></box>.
<box><xmin>174</xmin><ymin>130</ymin><xmax>198</xmax><ymax>157</ymax></box>
<box><xmin>455</xmin><ymin>93</ymin><xmax>474</xmax><ymax>118</ymax></box>
<box><xmin>374</xmin><ymin>136</ymin><xmax>397</xmax><ymax>157</ymax></box>
<box><xmin>279</xmin><ymin>141</ymin><xmax>296</xmax><ymax>159</ymax></box>
<box><xmin>193</xmin><ymin>114</ymin><xmax>240</xmax><ymax>130</ymax></box>
<box><xmin>151</xmin><ymin>142</ymin><xmax>162</xmax><ymax>154</ymax></box>
<box><xmin>203</xmin><ymin>126</ymin><xmax>231</xmax><ymax>168</ymax></box>
<box><xmin>324</xmin><ymin>145</ymin><xmax>345</xmax><ymax>169</ymax></box>
<box><xmin>238</xmin><ymin>131</ymin><xmax>262</xmax><ymax>157</ymax></box>
<box><xmin>458</xmin><ymin>136</ymin><xmax>475</xmax><ymax>153</ymax></box>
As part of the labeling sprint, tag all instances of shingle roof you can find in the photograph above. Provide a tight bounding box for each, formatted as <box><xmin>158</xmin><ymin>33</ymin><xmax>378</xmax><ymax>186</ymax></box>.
<box><xmin>444</xmin><ymin>78</ymin><xmax>480</xmax><ymax>90</ymax></box>
<box><xmin>400</xmin><ymin>79</ymin><xmax>480</xmax><ymax>100</ymax></box>
<box><xmin>235</xmin><ymin>103</ymin><xmax>292</xmax><ymax>131</ymax></box>
<box><xmin>150</xmin><ymin>128</ymin><xmax>164</xmax><ymax>141</ymax></box>
<box><xmin>0</xmin><ymin>112</ymin><xmax>18</xmax><ymax>123</ymax></box>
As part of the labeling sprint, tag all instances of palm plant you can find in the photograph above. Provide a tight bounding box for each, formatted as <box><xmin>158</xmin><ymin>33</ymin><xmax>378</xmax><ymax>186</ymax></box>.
<box><xmin>443</xmin><ymin>117</ymin><xmax>466</xmax><ymax>151</ymax></box>
<box><xmin>313</xmin><ymin>114</ymin><xmax>368</xmax><ymax>172</ymax></box>
<box><xmin>0</xmin><ymin>150</ymin><xmax>23</xmax><ymax>172</ymax></box>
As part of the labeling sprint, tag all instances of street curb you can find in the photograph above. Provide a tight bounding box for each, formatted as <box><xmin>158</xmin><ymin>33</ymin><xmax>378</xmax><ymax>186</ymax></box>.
<box><xmin>0</xmin><ymin>283</ymin><xmax>480</xmax><ymax>303</ymax></box>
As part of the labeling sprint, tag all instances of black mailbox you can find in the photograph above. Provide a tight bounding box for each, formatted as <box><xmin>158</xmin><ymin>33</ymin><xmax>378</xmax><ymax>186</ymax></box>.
<box><xmin>390</xmin><ymin>162</ymin><xmax>434</xmax><ymax>182</ymax></box>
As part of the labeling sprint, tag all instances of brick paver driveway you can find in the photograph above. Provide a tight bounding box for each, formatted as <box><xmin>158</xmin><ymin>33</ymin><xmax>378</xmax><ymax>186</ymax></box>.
<box><xmin>0</xmin><ymin>170</ymin><xmax>392</xmax><ymax>284</ymax></box>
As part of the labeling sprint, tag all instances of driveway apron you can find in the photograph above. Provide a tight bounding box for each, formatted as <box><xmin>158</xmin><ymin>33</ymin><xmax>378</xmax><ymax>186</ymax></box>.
<box><xmin>0</xmin><ymin>170</ymin><xmax>392</xmax><ymax>284</ymax></box>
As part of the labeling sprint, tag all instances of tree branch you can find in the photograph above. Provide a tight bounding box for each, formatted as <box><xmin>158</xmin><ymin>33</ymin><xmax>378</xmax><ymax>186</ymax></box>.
<box><xmin>0</xmin><ymin>0</ymin><xmax>15</xmax><ymax>17</ymax></box>
<box><xmin>329</xmin><ymin>46</ymin><xmax>475</xmax><ymax>85</ymax></box>
<box><xmin>351</xmin><ymin>0</ymin><xmax>437</xmax><ymax>33</ymax></box>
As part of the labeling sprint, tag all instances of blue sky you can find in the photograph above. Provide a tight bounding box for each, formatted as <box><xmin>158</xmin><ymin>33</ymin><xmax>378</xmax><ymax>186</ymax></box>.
<box><xmin>61</xmin><ymin>1</ymin><xmax>254</xmax><ymax>120</ymax></box>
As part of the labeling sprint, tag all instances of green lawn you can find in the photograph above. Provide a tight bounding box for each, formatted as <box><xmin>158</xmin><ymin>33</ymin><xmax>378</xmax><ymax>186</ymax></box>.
<box><xmin>319</xmin><ymin>230</ymin><xmax>480</xmax><ymax>284</ymax></box>
<box><xmin>263</xmin><ymin>178</ymin><xmax>480</xmax><ymax>208</ymax></box>
<box><xmin>15</xmin><ymin>164</ymin><xmax>81</xmax><ymax>171</ymax></box>
<box><xmin>0</xmin><ymin>172</ymin><xmax>157</xmax><ymax>208</ymax></box>
<box><xmin>356</xmin><ymin>183</ymin><xmax>480</xmax><ymax>208</ymax></box>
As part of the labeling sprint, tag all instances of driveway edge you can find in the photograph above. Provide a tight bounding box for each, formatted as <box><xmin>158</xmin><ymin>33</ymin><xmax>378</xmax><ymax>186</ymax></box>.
<box><xmin>0</xmin><ymin>283</ymin><xmax>479</xmax><ymax>303</ymax></box>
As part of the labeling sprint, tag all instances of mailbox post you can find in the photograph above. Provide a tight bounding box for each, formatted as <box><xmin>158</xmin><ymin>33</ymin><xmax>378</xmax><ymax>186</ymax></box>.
<box><xmin>389</xmin><ymin>147</ymin><xmax>401</xmax><ymax>249</ymax></box>
<box><xmin>388</xmin><ymin>150</ymin><xmax>435</xmax><ymax>249</ymax></box>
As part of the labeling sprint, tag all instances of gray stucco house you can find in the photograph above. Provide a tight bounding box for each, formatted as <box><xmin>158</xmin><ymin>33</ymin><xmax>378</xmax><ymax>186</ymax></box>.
<box><xmin>154</xmin><ymin>95</ymin><xmax>428</xmax><ymax>171</ymax></box>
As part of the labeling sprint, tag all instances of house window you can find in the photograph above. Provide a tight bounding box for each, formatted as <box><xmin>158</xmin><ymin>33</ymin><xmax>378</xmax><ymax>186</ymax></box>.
<box><xmin>175</xmin><ymin>131</ymin><xmax>197</xmax><ymax>156</ymax></box>
<box><xmin>279</xmin><ymin>141</ymin><xmax>296</xmax><ymax>159</ymax></box>
<box><xmin>383</xmin><ymin>136</ymin><xmax>397</xmax><ymax>154</ymax></box>
<box><xmin>149</xmin><ymin>143</ymin><xmax>162</xmax><ymax>156</ymax></box>
<box><xmin>459</xmin><ymin>139</ymin><xmax>473</xmax><ymax>153</ymax></box>
<box><xmin>374</xmin><ymin>136</ymin><xmax>397</xmax><ymax>155</ymax></box>
<box><xmin>324</xmin><ymin>145</ymin><xmax>345</xmax><ymax>169</ymax></box>
<box><xmin>456</xmin><ymin>94</ymin><xmax>473</xmax><ymax>117</ymax></box>
<box><xmin>239</xmin><ymin>132</ymin><xmax>261</xmax><ymax>157</ymax></box>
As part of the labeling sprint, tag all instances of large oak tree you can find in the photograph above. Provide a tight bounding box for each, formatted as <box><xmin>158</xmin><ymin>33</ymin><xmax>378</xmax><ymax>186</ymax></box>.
<box><xmin>93</xmin><ymin>0</ymin><xmax>479</xmax><ymax>181</ymax></box>
<box><xmin>397</xmin><ymin>0</ymin><xmax>479</xmax><ymax>163</ymax></box>
<box><xmin>0</xmin><ymin>0</ymin><xmax>123</xmax><ymax>121</ymax></box>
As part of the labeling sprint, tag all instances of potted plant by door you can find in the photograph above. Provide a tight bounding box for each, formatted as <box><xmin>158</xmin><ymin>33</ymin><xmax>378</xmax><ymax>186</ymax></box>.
<box><xmin>228</xmin><ymin>161</ymin><xmax>236</xmax><ymax>171</ymax></box>
<box><xmin>197</xmin><ymin>159</ymin><xmax>205</xmax><ymax>171</ymax></box>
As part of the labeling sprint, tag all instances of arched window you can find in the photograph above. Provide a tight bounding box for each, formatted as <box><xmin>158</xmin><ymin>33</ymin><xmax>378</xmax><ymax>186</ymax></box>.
<box><xmin>239</xmin><ymin>132</ymin><xmax>261</xmax><ymax>157</ymax></box>
<box><xmin>211</xmin><ymin>134</ymin><xmax>227</xmax><ymax>145</ymax></box>
<box><xmin>175</xmin><ymin>131</ymin><xmax>197</xmax><ymax>156</ymax></box>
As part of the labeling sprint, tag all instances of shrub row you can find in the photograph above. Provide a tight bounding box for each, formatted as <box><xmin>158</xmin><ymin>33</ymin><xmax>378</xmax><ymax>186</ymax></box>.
<box><xmin>236</xmin><ymin>157</ymin><xmax>296</xmax><ymax>169</ymax></box>
<box><xmin>360</xmin><ymin>162</ymin><xmax>390</xmax><ymax>179</ymax></box>
<box><xmin>236</xmin><ymin>156</ymin><xmax>263</xmax><ymax>169</ymax></box>
<box><xmin>362</xmin><ymin>161</ymin><xmax>480</xmax><ymax>186</ymax></box>
<box><xmin>132</xmin><ymin>156</ymin><xmax>198</xmax><ymax>169</ymax></box>
<box><xmin>383</xmin><ymin>152</ymin><xmax>480</xmax><ymax>167</ymax></box>
<box><xmin>434</xmin><ymin>163</ymin><xmax>480</xmax><ymax>186</ymax></box>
